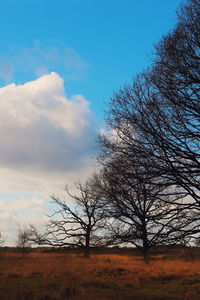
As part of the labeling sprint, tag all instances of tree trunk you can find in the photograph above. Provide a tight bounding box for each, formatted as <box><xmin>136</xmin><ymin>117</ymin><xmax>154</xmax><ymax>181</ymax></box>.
<box><xmin>84</xmin><ymin>231</ymin><xmax>90</xmax><ymax>258</ymax></box>
<box><xmin>143</xmin><ymin>249</ymin><xmax>150</xmax><ymax>264</ymax></box>
<box><xmin>142</xmin><ymin>224</ymin><xmax>150</xmax><ymax>264</ymax></box>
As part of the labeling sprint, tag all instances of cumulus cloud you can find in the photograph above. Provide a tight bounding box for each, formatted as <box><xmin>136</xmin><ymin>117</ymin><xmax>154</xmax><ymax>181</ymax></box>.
<box><xmin>0</xmin><ymin>72</ymin><xmax>95</xmax><ymax>170</ymax></box>
<box><xmin>0</xmin><ymin>72</ymin><xmax>97</xmax><ymax>194</ymax></box>
<box><xmin>0</xmin><ymin>196</ymin><xmax>48</xmax><ymax>245</ymax></box>
<box><xmin>0</xmin><ymin>72</ymin><xmax>98</xmax><ymax>244</ymax></box>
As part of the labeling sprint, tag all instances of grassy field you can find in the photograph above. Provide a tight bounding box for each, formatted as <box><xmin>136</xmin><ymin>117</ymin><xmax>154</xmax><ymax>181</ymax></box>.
<box><xmin>0</xmin><ymin>249</ymin><xmax>200</xmax><ymax>299</ymax></box>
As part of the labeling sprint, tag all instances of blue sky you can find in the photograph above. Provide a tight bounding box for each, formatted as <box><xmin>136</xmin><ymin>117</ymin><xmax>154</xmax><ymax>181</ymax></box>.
<box><xmin>0</xmin><ymin>0</ymin><xmax>182</xmax><ymax>117</ymax></box>
<box><xmin>0</xmin><ymin>0</ymin><xmax>182</xmax><ymax>244</ymax></box>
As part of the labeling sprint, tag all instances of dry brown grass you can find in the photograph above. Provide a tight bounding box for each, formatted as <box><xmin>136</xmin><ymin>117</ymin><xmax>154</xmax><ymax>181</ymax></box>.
<box><xmin>0</xmin><ymin>251</ymin><xmax>200</xmax><ymax>299</ymax></box>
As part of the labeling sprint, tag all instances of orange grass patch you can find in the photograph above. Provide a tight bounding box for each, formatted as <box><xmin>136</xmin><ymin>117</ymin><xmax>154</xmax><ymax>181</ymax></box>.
<box><xmin>0</xmin><ymin>251</ymin><xmax>200</xmax><ymax>299</ymax></box>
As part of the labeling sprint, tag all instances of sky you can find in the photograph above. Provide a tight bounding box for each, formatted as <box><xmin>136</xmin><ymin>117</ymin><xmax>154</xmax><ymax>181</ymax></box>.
<box><xmin>0</xmin><ymin>0</ymin><xmax>182</xmax><ymax>245</ymax></box>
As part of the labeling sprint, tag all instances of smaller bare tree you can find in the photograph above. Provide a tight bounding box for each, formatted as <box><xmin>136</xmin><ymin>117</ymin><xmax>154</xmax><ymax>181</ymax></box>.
<box><xmin>16</xmin><ymin>226</ymin><xmax>32</xmax><ymax>257</ymax></box>
<box><xmin>0</xmin><ymin>231</ymin><xmax>6</xmax><ymax>247</ymax></box>
<box><xmin>32</xmin><ymin>178</ymin><xmax>107</xmax><ymax>258</ymax></box>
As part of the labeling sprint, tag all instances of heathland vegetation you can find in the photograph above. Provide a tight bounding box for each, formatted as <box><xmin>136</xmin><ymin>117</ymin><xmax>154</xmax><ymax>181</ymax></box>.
<box><xmin>0</xmin><ymin>248</ymin><xmax>200</xmax><ymax>299</ymax></box>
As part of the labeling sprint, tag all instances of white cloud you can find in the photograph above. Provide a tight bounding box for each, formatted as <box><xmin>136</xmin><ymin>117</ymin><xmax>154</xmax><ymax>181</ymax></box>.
<box><xmin>0</xmin><ymin>197</ymin><xmax>46</xmax><ymax>216</ymax></box>
<box><xmin>0</xmin><ymin>196</ymin><xmax>48</xmax><ymax>246</ymax></box>
<box><xmin>0</xmin><ymin>72</ymin><xmax>98</xmax><ymax>245</ymax></box>
<box><xmin>0</xmin><ymin>72</ymin><xmax>89</xmax><ymax>132</ymax></box>
<box><xmin>0</xmin><ymin>72</ymin><xmax>96</xmax><ymax>175</ymax></box>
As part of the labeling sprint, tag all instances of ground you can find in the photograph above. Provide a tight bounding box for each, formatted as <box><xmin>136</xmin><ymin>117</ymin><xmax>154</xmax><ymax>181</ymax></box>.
<box><xmin>0</xmin><ymin>249</ymin><xmax>200</xmax><ymax>299</ymax></box>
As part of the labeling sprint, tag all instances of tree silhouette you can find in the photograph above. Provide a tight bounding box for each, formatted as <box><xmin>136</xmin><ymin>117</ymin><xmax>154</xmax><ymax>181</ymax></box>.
<box><xmin>98</xmin><ymin>0</ymin><xmax>200</xmax><ymax>251</ymax></box>
<box><xmin>16</xmin><ymin>226</ymin><xmax>32</xmax><ymax>257</ymax></box>
<box><xmin>0</xmin><ymin>231</ymin><xmax>6</xmax><ymax>247</ymax></box>
<box><xmin>95</xmin><ymin>155</ymin><xmax>192</xmax><ymax>262</ymax></box>
<box><xmin>31</xmin><ymin>178</ymin><xmax>107</xmax><ymax>258</ymax></box>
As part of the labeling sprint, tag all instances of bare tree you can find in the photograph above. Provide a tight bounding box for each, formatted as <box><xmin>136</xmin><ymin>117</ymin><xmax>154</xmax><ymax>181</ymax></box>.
<box><xmin>146</xmin><ymin>0</ymin><xmax>200</xmax><ymax>206</ymax></box>
<box><xmin>16</xmin><ymin>226</ymin><xmax>32</xmax><ymax>257</ymax></box>
<box><xmin>0</xmin><ymin>231</ymin><xmax>6</xmax><ymax>247</ymax></box>
<box><xmin>98</xmin><ymin>0</ymin><xmax>200</xmax><ymax>245</ymax></box>
<box><xmin>32</xmin><ymin>178</ymin><xmax>107</xmax><ymax>258</ymax></box>
<box><xmin>28</xmin><ymin>224</ymin><xmax>49</xmax><ymax>246</ymax></box>
<box><xmin>95</xmin><ymin>156</ymin><xmax>192</xmax><ymax>263</ymax></box>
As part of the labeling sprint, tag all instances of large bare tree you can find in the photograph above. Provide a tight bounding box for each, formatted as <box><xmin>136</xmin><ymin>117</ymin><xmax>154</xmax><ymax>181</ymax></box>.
<box><xmin>95</xmin><ymin>155</ymin><xmax>192</xmax><ymax>262</ymax></box>
<box><xmin>99</xmin><ymin>0</ymin><xmax>200</xmax><ymax>244</ymax></box>
<box><xmin>31</xmin><ymin>0</ymin><xmax>200</xmax><ymax>258</ymax></box>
